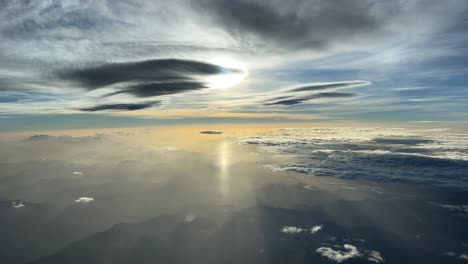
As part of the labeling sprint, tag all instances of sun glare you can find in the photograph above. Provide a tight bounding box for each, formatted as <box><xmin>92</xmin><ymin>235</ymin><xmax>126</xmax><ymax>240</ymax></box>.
<box><xmin>206</xmin><ymin>57</ymin><xmax>248</xmax><ymax>89</ymax></box>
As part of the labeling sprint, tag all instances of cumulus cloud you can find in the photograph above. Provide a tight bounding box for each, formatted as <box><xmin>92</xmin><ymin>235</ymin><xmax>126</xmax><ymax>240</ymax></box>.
<box><xmin>11</xmin><ymin>201</ymin><xmax>25</xmax><ymax>208</ymax></box>
<box><xmin>368</xmin><ymin>250</ymin><xmax>384</xmax><ymax>263</ymax></box>
<box><xmin>280</xmin><ymin>226</ymin><xmax>304</xmax><ymax>234</ymax></box>
<box><xmin>74</xmin><ymin>197</ymin><xmax>94</xmax><ymax>203</ymax></box>
<box><xmin>316</xmin><ymin>244</ymin><xmax>361</xmax><ymax>263</ymax></box>
<box><xmin>184</xmin><ymin>214</ymin><xmax>197</xmax><ymax>222</ymax></box>
<box><xmin>310</xmin><ymin>225</ymin><xmax>323</xmax><ymax>234</ymax></box>
<box><xmin>280</xmin><ymin>225</ymin><xmax>324</xmax><ymax>235</ymax></box>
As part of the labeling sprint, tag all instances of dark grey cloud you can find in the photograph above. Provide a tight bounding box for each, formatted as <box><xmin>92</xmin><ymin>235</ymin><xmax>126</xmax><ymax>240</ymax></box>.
<box><xmin>58</xmin><ymin>58</ymin><xmax>242</xmax><ymax>99</ymax></box>
<box><xmin>198</xmin><ymin>0</ymin><xmax>398</xmax><ymax>50</ymax></box>
<box><xmin>267</xmin><ymin>92</ymin><xmax>357</xmax><ymax>106</ymax></box>
<box><xmin>107</xmin><ymin>81</ymin><xmax>208</xmax><ymax>98</ymax></box>
<box><xmin>79</xmin><ymin>101</ymin><xmax>159</xmax><ymax>112</ymax></box>
<box><xmin>200</xmin><ymin>131</ymin><xmax>223</xmax><ymax>134</ymax></box>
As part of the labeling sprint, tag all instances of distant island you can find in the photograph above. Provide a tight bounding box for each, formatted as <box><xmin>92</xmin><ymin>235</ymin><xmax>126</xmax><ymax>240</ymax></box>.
<box><xmin>200</xmin><ymin>131</ymin><xmax>223</xmax><ymax>134</ymax></box>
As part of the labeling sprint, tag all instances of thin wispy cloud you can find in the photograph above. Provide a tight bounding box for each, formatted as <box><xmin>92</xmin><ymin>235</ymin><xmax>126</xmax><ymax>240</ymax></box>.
<box><xmin>0</xmin><ymin>0</ymin><xmax>467</xmax><ymax>122</ymax></box>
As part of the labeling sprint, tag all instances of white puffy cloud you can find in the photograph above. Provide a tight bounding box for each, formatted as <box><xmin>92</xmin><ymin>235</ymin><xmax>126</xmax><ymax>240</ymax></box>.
<box><xmin>310</xmin><ymin>225</ymin><xmax>323</xmax><ymax>234</ymax></box>
<box><xmin>73</xmin><ymin>171</ymin><xmax>83</xmax><ymax>175</ymax></box>
<box><xmin>11</xmin><ymin>201</ymin><xmax>25</xmax><ymax>208</ymax></box>
<box><xmin>316</xmin><ymin>244</ymin><xmax>361</xmax><ymax>263</ymax></box>
<box><xmin>280</xmin><ymin>226</ymin><xmax>304</xmax><ymax>234</ymax></box>
<box><xmin>368</xmin><ymin>250</ymin><xmax>384</xmax><ymax>263</ymax></box>
<box><xmin>74</xmin><ymin>197</ymin><xmax>94</xmax><ymax>203</ymax></box>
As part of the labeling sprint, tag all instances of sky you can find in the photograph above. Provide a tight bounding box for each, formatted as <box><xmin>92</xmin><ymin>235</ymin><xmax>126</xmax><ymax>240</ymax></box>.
<box><xmin>1</xmin><ymin>0</ymin><xmax>468</xmax><ymax>130</ymax></box>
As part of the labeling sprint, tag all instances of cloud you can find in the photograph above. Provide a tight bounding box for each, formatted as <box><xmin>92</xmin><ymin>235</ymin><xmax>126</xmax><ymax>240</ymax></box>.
<box><xmin>58</xmin><ymin>58</ymin><xmax>243</xmax><ymax>98</ymax></box>
<box><xmin>198</xmin><ymin>0</ymin><xmax>398</xmax><ymax>51</ymax></box>
<box><xmin>310</xmin><ymin>225</ymin><xmax>323</xmax><ymax>234</ymax></box>
<box><xmin>73</xmin><ymin>171</ymin><xmax>83</xmax><ymax>175</ymax></box>
<box><xmin>316</xmin><ymin>244</ymin><xmax>361</xmax><ymax>263</ymax></box>
<box><xmin>263</xmin><ymin>80</ymin><xmax>369</xmax><ymax>106</ymax></box>
<box><xmin>430</xmin><ymin>203</ymin><xmax>468</xmax><ymax>216</ymax></box>
<box><xmin>24</xmin><ymin>134</ymin><xmax>108</xmax><ymax>143</ymax></box>
<box><xmin>238</xmin><ymin>127</ymin><xmax>468</xmax><ymax>189</ymax></box>
<box><xmin>184</xmin><ymin>214</ymin><xmax>197</xmax><ymax>222</ymax></box>
<box><xmin>445</xmin><ymin>252</ymin><xmax>468</xmax><ymax>262</ymax></box>
<box><xmin>200</xmin><ymin>131</ymin><xmax>223</xmax><ymax>134</ymax></box>
<box><xmin>266</xmin><ymin>92</ymin><xmax>357</xmax><ymax>106</ymax></box>
<box><xmin>11</xmin><ymin>201</ymin><xmax>25</xmax><ymax>208</ymax></box>
<box><xmin>74</xmin><ymin>197</ymin><xmax>94</xmax><ymax>203</ymax></box>
<box><xmin>280</xmin><ymin>226</ymin><xmax>304</xmax><ymax>234</ymax></box>
<box><xmin>368</xmin><ymin>250</ymin><xmax>384</xmax><ymax>263</ymax></box>
<box><xmin>107</xmin><ymin>81</ymin><xmax>208</xmax><ymax>98</ymax></box>
<box><xmin>79</xmin><ymin>101</ymin><xmax>160</xmax><ymax>112</ymax></box>
<box><xmin>150</xmin><ymin>146</ymin><xmax>180</xmax><ymax>152</ymax></box>
<box><xmin>372</xmin><ymin>138</ymin><xmax>434</xmax><ymax>145</ymax></box>
<box><xmin>281</xmin><ymin>225</ymin><xmax>323</xmax><ymax>235</ymax></box>
<box><xmin>287</xmin><ymin>81</ymin><xmax>370</xmax><ymax>93</ymax></box>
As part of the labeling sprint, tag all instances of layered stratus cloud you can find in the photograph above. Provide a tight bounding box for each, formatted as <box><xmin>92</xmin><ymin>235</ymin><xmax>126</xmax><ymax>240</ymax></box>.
<box><xmin>238</xmin><ymin>127</ymin><xmax>468</xmax><ymax>189</ymax></box>
<box><xmin>0</xmin><ymin>0</ymin><xmax>468</xmax><ymax>121</ymax></box>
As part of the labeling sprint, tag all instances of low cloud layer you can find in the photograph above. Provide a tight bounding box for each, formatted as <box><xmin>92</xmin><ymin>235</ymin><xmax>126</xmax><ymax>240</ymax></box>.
<box><xmin>238</xmin><ymin>127</ymin><xmax>468</xmax><ymax>189</ymax></box>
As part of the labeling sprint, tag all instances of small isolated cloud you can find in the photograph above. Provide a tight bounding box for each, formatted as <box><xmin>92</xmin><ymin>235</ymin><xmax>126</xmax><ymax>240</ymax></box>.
<box><xmin>74</xmin><ymin>197</ymin><xmax>94</xmax><ymax>203</ymax></box>
<box><xmin>184</xmin><ymin>214</ymin><xmax>197</xmax><ymax>222</ymax></box>
<box><xmin>316</xmin><ymin>244</ymin><xmax>361</xmax><ymax>263</ymax></box>
<box><xmin>73</xmin><ymin>171</ymin><xmax>83</xmax><ymax>175</ymax></box>
<box><xmin>200</xmin><ymin>131</ymin><xmax>223</xmax><ymax>134</ymax></box>
<box><xmin>368</xmin><ymin>250</ymin><xmax>384</xmax><ymax>263</ymax></box>
<box><xmin>11</xmin><ymin>201</ymin><xmax>25</xmax><ymax>208</ymax></box>
<box><xmin>460</xmin><ymin>254</ymin><xmax>468</xmax><ymax>261</ymax></box>
<box><xmin>281</xmin><ymin>226</ymin><xmax>304</xmax><ymax>234</ymax></box>
<box><xmin>310</xmin><ymin>225</ymin><xmax>324</xmax><ymax>234</ymax></box>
